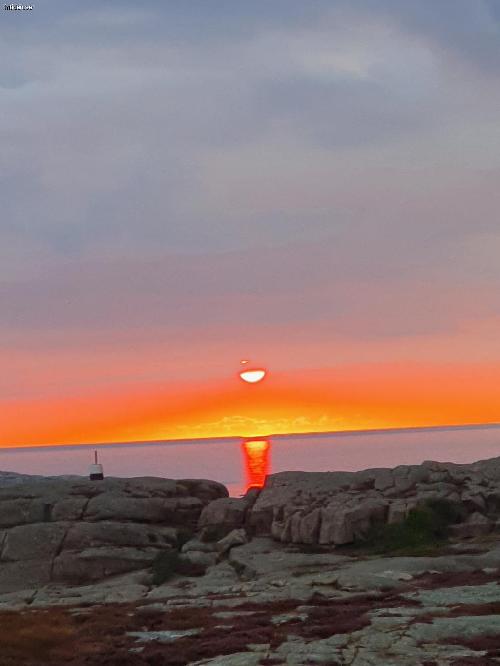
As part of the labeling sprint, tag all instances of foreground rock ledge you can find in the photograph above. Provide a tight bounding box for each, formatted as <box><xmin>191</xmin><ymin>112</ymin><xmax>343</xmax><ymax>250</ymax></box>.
<box><xmin>2</xmin><ymin>454</ymin><xmax>500</xmax><ymax>593</ymax></box>
<box><xmin>3</xmin><ymin>536</ymin><xmax>500</xmax><ymax>664</ymax></box>
<box><xmin>3</xmin><ymin>458</ymin><xmax>500</xmax><ymax>664</ymax></box>
<box><xmin>0</xmin><ymin>476</ymin><xmax>227</xmax><ymax>592</ymax></box>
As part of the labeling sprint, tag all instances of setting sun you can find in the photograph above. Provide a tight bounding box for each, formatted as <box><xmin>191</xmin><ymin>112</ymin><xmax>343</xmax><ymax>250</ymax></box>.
<box><xmin>239</xmin><ymin>369</ymin><xmax>267</xmax><ymax>384</ymax></box>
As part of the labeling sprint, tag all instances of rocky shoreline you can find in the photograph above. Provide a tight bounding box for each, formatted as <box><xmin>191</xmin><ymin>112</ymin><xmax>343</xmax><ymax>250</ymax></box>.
<box><xmin>2</xmin><ymin>456</ymin><xmax>500</xmax><ymax>664</ymax></box>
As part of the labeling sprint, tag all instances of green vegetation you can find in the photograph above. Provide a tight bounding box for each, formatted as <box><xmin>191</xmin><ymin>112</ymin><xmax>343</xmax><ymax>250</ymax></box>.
<box><xmin>356</xmin><ymin>499</ymin><xmax>466</xmax><ymax>556</ymax></box>
<box><xmin>151</xmin><ymin>547</ymin><xmax>209</xmax><ymax>584</ymax></box>
<box><xmin>151</xmin><ymin>550</ymin><xmax>181</xmax><ymax>585</ymax></box>
<box><xmin>177</xmin><ymin>527</ymin><xmax>195</xmax><ymax>548</ymax></box>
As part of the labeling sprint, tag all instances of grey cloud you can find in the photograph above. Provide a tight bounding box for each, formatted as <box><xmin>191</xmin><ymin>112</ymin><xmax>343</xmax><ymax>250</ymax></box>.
<box><xmin>1</xmin><ymin>227</ymin><xmax>499</xmax><ymax>341</ymax></box>
<box><xmin>1</xmin><ymin>0</ymin><xmax>500</xmax><ymax>351</ymax></box>
<box><xmin>353</xmin><ymin>0</ymin><xmax>500</xmax><ymax>73</ymax></box>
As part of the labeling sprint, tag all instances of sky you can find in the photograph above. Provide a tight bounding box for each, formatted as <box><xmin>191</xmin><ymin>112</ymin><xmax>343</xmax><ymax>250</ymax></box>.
<box><xmin>1</xmin><ymin>0</ymin><xmax>500</xmax><ymax>447</ymax></box>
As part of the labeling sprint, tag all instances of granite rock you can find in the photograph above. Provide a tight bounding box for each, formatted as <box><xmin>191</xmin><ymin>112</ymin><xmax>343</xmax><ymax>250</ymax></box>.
<box><xmin>248</xmin><ymin>455</ymin><xmax>500</xmax><ymax>546</ymax></box>
<box><xmin>0</xmin><ymin>475</ymin><xmax>227</xmax><ymax>592</ymax></box>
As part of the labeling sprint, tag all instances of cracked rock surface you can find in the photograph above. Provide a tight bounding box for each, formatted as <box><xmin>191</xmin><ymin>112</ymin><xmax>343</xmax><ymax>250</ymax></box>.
<box><xmin>0</xmin><ymin>476</ymin><xmax>227</xmax><ymax>592</ymax></box>
<box><xmin>2</xmin><ymin>536</ymin><xmax>500</xmax><ymax>664</ymax></box>
<box><xmin>4</xmin><ymin>458</ymin><xmax>500</xmax><ymax>664</ymax></box>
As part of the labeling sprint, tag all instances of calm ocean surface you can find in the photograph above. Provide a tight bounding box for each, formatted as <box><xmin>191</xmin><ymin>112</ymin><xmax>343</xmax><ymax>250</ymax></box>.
<box><xmin>1</xmin><ymin>424</ymin><xmax>500</xmax><ymax>496</ymax></box>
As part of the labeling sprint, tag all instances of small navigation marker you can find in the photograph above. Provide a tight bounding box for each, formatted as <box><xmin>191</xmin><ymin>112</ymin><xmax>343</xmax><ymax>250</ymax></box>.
<box><xmin>89</xmin><ymin>450</ymin><xmax>104</xmax><ymax>481</ymax></box>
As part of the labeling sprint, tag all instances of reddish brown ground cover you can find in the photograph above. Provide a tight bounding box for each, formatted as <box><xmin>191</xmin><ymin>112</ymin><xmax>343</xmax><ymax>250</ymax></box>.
<box><xmin>3</xmin><ymin>582</ymin><xmax>500</xmax><ymax>666</ymax></box>
<box><xmin>445</xmin><ymin>634</ymin><xmax>500</xmax><ymax>665</ymax></box>
<box><xmin>0</xmin><ymin>590</ymin><xmax>419</xmax><ymax>666</ymax></box>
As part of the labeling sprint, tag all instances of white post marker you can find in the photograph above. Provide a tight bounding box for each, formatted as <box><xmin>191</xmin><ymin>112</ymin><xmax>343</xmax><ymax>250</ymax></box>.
<box><xmin>89</xmin><ymin>449</ymin><xmax>104</xmax><ymax>480</ymax></box>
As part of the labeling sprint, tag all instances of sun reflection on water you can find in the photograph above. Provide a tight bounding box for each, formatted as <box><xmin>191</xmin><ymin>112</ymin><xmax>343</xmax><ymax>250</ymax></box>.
<box><xmin>241</xmin><ymin>438</ymin><xmax>271</xmax><ymax>491</ymax></box>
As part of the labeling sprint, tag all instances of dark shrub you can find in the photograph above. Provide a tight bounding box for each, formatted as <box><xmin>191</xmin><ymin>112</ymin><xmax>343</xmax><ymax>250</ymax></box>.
<box><xmin>151</xmin><ymin>550</ymin><xmax>180</xmax><ymax>585</ymax></box>
<box><xmin>176</xmin><ymin>527</ymin><xmax>194</xmax><ymax>548</ymax></box>
<box><xmin>358</xmin><ymin>498</ymin><xmax>462</xmax><ymax>556</ymax></box>
<box><xmin>426</xmin><ymin>497</ymin><xmax>467</xmax><ymax>525</ymax></box>
<box><xmin>151</xmin><ymin>548</ymin><xmax>208</xmax><ymax>584</ymax></box>
<box><xmin>176</xmin><ymin>555</ymin><xmax>208</xmax><ymax>577</ymax></box>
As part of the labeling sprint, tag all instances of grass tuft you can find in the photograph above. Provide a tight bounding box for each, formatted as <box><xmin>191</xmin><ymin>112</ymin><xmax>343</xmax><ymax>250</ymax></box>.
<box><xmin>151</xmin><ymin>548</ymin><xmax>207</xmax><ymax>585</ymax></box>
<box><xmin>354</xmin><ymin>499</ymin><xmax>465</xmax><ymax>556</ymax></box>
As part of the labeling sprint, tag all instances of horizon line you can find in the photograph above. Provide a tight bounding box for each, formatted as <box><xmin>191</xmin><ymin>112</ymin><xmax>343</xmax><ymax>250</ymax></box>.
<box><xmin>2</xmin><ymin>420</ymin><xmax>500</xmax><ymax>452</ymax></box>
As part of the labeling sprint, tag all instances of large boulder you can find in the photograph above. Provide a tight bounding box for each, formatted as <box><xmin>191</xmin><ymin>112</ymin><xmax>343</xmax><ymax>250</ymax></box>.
<box><xmin>84</xmin><ymin>495</ymin><xmax>169</xmax><ymax>523</ymax></box>
<box><xmin>63</xmin><ymin>521</ymin><xmax>180</xmax><ymax>550</ymax></box>
<box><xmin>52</xmin><ymin>547</ymin><xmax>161</xmax><ymax>584</ymax></box>
<box><xmin>319</xmin><ymin>499</ymin><xmax>388</xmax><ymax>545</ymax></box>
<box><xmin>216</xmin><ymin>528</ymin><xmax>248</xmax><ymax>555</ymax></box>
<box><xmin>0</xmin><ymin>498</ymin><xmax>49</xmax><ymax>528</ymax></box>
<box><xmin>248</xmin><ymin>470</ymin><xmax>353</xmax><ymax>536</ymax></box>
<box><xmin>1</xmin><ymin>523</ymin><xmax>68</xmax><ymax>561</ymax></box>
<box><xmin>0</xmin><ymin>475</ymin><xmax>227</xmax><ymax>592</ymax></box>
<box><xmin>198</xmin><ymin>497</ymin><xmax>249</xmax><ymax>541</ymax></box>
<box><xmin>0</xmin><ymin>560</ymin><xmax>52</xmax><ymax>594</ymax></box>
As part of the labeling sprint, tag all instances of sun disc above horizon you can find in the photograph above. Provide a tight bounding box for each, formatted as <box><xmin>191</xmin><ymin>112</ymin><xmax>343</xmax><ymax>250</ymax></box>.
<box><xmin>239</xmin><ymin>368</ymin><xmax>267</xmax><ymax>384</ymax></box>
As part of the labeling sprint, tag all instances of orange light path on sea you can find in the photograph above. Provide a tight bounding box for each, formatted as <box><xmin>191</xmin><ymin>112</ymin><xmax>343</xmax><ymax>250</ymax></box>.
<box><xmin>242</xmin><ymin>439</ymin><xmax>270</xmax><ymax>491</ymax></box>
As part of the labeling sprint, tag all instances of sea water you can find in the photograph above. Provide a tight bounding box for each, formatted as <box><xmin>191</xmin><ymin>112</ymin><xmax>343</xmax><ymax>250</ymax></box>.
<box><xmin>1</xmin><ymin>424</ymin><xmax>499</xmax><ymax>496</ymax></box>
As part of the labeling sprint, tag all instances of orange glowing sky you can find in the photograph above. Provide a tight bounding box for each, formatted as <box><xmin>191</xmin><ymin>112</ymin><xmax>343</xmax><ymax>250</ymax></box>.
<box><xmin>2</xmin><ymin>355</ymin><xmax>500</xmax><ymax>447</ymax></box>
<box><xmin>2</xmin><ymin>3</ymin><xmax>500</xmax><ymax>448</ymax></box>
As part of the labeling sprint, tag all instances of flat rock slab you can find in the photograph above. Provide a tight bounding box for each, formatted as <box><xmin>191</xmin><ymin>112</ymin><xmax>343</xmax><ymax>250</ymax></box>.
<box><xmin>404</xmin><ymin>581</ymin><xmax>500</xmax><ymax>606</ymax></box>
<box><xmin>332</xmin><ymin>548</ymin><xmax>500</xmax><ymax>591</ymax></box>
<box><xmin>127</xmin><ymin>628</ymin><xmax>200</xmax><ymax>642</ymax></box>
<box><xmin>229</xmin><ymin>537</ymin><xmax>352</xmax><ymax>578</ymax></box>
<box><xmin>407</xmin><ymin>614</ymin><xmax>500</xmax><ymax>642</ymax></box>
